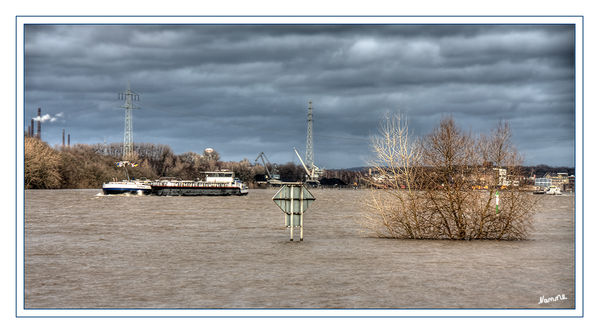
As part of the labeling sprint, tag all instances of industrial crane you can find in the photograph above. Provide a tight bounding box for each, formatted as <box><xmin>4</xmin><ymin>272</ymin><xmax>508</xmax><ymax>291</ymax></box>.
<box><xmin>293</xmin><ymin>147</ymin><xmax>321</xmax><ymax>187</ymax></box>
<box><xmin>255</xmin><ymin>152</ymin><xmax>282</xmax><ymax>185</ymax></box>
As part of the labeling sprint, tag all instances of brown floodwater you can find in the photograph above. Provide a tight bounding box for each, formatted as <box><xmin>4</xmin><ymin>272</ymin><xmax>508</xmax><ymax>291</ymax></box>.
<box><xmin>24</xmin><ymin>188</ymin><xmax>575</xmax><ymax>309</ymax></box>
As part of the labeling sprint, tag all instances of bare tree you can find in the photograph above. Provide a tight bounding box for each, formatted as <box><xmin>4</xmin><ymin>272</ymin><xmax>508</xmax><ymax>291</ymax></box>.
<box><xmin>363</xmin><ymin>115</ymin><xmax>536</xmax><ymax>240</ymax></box>
<box><xmin>363</xmin><ymin>114</ymin><xmax>427</xmax><ymax>238</ymax></box>
<box><xmin>25</xmin><ymin>137</ymin><xmax>62</xmax><ymax>189</ymax></box>
<box><xmin>472</xmin><ymin>121</ymin><xmax>536</xmax><ymax>240</ymax></box>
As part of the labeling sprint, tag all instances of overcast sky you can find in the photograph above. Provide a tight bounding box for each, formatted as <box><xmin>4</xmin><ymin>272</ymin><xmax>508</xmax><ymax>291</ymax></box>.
<box><xmin>24</xmin><ymin>24</ymin><xmax>575</xmax><ymax>168</ymax></box>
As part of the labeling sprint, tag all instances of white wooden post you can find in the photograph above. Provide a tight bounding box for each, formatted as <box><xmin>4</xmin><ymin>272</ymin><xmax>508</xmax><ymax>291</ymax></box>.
<box><xmin>290</xmin><ymin>185</ymin><xmax>294</xmax><ymax>241</ymax></box>
<box><xmin>300</xmin><ymin>185</ymin><xmax>304</xmax><ymax>241</ymax></box>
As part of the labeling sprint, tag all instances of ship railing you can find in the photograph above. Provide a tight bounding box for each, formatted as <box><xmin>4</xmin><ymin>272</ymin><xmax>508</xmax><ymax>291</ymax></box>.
<box><xmin>151</xmin><ymin>181</ymin><xmax>240</xmax><ymax>188</ymax></box>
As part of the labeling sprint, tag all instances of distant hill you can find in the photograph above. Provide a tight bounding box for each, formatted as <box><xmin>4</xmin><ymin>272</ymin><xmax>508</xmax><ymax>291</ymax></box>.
<box><xmin>521</xmin><ymin>165</ymin><xmax>575</xmax><ymax>177</ymax></box>
<box><xmin>330</xmin><ymin>165</ymin><xmax>575</xmax><ymax>176</ymax></box>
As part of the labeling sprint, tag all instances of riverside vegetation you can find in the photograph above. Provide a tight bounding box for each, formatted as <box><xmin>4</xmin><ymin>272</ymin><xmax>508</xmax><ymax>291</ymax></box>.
<box><xmin>363</xmin><ymin>115</ymin><xmax>538</xmax><ymax>240</ymax></box>
<box><xmin>24</xmin><ymin>137</ymin><xmax>308</xmax><ymax>189</ymax></box>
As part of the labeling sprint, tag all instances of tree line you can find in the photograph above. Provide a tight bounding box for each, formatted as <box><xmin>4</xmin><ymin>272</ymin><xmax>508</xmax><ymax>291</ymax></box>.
<box><xmin>24</xmin><ymin>138</ymin><xmax>308</xmax><ymax>189</ymax></box>
<box><xmin>24</xmin><ymin>135</ymin><xmax>568</xmax><ymax>194</ymax></box>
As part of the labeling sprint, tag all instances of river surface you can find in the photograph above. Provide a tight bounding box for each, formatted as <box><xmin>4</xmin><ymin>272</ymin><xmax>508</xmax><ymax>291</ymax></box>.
<box><xmin>24</xmin><ymin>189</ymin><xmax>575</xmax><ymax>309</ymax></box>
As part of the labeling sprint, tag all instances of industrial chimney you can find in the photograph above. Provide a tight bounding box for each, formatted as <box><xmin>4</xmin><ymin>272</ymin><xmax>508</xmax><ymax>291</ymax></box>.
<box><xmin>62</xmin><ymin>129</ymin><xmax>65</xmax><ymax>147</ymax></box>
<box><xmin>36</xmin><ymin>108</ymin><xmax>41</xmax><ymax>139</ymax></box>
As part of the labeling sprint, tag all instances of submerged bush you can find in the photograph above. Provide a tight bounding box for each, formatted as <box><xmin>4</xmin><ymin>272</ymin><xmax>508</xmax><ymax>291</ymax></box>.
<box><xmin>363</xmin><ymin>115</ymin><xmax>536</xmax><ymax>240</ymax></box>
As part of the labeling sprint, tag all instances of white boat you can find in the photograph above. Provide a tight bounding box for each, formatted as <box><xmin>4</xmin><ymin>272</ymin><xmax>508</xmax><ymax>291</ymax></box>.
<box><xmin>102</xmin><ymin>180</ymin><xmax>152</xmax><ymax>195</ymax></box>
<box><xmin>102</xmin><ymin>160</ymin><xmax>151</xmax><ymax>195</ymax></box>
<box><xmin>545</xmin><ymin>186</ymin><xmax>562</xmax><ymax>195</ymax></box>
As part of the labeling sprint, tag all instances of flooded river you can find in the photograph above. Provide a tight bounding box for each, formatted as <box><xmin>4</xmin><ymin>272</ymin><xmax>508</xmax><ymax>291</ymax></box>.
<box><xmin>24</xmin><ymin>189</ymin><xmax>575</xmax><ymax>309</ymax></box>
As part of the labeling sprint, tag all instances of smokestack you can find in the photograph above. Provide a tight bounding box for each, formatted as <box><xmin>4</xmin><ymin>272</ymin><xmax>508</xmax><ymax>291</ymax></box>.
<box><xmin>62</xmin><ymin>129</ymin><xmax>65</xmax><ymax>147</ymax></box>
<box><xmin>68</xmin><ymin>134</ymin><xmax>70</xmax><ymax>147</ymax></box>
<box><xmin>30</xmin><ymin>119</ymin><xmax>34</xmax><ymax>137</ymax></box>
<box><xmin>36</xmin><ymin>108</ymin><xmax>41</xmax><ymax>139</ymax></box>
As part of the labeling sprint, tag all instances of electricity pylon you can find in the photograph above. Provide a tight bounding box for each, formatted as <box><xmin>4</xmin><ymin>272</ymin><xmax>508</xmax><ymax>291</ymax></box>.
<box><xmin>306</xmin><ymin>100</ymin><xmax>314</xmax><ymax>170</ymax></box>
<box><xmin>119</xmin><ymin>82</ymin><xmax>139</xmax><ymax>159</ymax></box>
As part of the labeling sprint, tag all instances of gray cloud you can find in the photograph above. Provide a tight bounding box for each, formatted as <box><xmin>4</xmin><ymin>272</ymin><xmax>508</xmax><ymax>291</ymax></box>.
<box><xmin>24</xmin><ymin>24</ymin><xmax>575</xmax><ymax>168</ymax></box>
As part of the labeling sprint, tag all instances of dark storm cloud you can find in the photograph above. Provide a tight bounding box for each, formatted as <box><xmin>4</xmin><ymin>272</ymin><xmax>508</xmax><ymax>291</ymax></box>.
<box><xmin>24</xmin><ymin>24</ymin><xmax>575</xmax><ymax>168</ymax></box>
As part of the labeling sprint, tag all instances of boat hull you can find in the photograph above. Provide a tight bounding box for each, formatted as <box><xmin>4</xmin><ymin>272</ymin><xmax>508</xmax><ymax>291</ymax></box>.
<box><xmin>102</xmin><ymin>187</ymin><xmax>152</xmax><ymax>195</ymax></box>
<box><xmin>151</xmin><ymin>186</ymin><xmax>248</xmax><ymax>196</ymax></box>
<box><xmin>102</xmin><ymin>181</ymin><xmax>152</xmax><ymax>195</ymax></box>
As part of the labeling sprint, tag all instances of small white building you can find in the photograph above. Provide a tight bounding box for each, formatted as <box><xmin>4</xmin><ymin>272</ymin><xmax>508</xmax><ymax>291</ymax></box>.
<box><xmin>535</xmin><ymin>177</ymin><xmax>552</xmax><ymax>189</ymax></box>
<box><xmin>493</xmin><ymin>168</ymin><xmax>509</xmax><ymax>186</ymax></box>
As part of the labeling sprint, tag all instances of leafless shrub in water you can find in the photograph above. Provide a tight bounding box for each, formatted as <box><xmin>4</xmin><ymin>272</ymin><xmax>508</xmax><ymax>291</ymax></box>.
<box><xmin>363</xmin><ymin>115</ymin><xmax>536</xmax><ymax>240</ymax></box>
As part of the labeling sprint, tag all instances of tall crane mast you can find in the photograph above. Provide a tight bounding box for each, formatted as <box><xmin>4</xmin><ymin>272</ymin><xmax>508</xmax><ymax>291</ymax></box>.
<box><xmin>255</xmin><ymin>152</ymin><xmax>281</xmax><ymax>185</ymax></box>
<box><xmin>255</xmin><ymin>152</ymin><xmax>274</xmax><ymax>179</ymax></box>
<box><xmin>294</xmin><ymin>147</ymin><xmax>313</xmax><ymax>179</ymax></box>
<box><xmin>294</xmin><ymin>147</ymin><xmax>320</xmax><ymax>186</ymax></box>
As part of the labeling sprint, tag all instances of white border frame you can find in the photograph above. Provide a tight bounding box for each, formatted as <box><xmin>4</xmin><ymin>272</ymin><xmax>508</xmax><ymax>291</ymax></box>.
<box><xmin>15</xmin><ymin>15</ymin><xmax>584</xmax><ymax>318</ymax></box>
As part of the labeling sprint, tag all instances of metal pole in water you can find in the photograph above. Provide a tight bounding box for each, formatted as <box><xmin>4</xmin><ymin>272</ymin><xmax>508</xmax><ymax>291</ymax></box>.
<box><xmin>300</xmin><ymin>186</ymin><xmax>304</xmax><ymax>241</ymax></box>
<box><xmin>495</xmin><ymin>190</ymin><xmax>499</xmax><ymax>214</ymax></box>
<box><xmin>290</xmin><ymin>185</ymin><xmax>294</xmax><ymax>241</ymax></box>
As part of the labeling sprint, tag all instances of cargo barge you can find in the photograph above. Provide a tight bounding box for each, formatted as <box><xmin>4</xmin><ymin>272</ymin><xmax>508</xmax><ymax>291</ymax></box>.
<box><xmin>151</xmin><ymin>171</ymin><xmax>249</xmax><ymax>196</ymax></box>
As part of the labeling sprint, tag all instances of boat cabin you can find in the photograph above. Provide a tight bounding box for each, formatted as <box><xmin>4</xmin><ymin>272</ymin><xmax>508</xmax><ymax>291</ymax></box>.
<box><xmin>203</xmin><ymin>171</ymin><xmax>236</xmax><ymax>183</ymax></box>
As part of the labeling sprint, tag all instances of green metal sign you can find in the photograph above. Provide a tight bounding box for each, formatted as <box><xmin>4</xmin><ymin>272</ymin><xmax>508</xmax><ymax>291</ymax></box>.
<box><xmin>272</xmin><ymin>184</ymin><xmax>315</xmax><ymax>240</ymax></box>
<box><xmin>495</xmin><ymin>190</ymin><xmax>500</xmax><ymax>214</ymax></box>
<box><xmin>272</xmin><ymin>185</ymin><xmax>315</xmax><ymax>214</ymax></box>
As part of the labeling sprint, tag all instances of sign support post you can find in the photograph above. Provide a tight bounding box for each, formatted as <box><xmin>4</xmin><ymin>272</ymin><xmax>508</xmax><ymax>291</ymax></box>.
<box><xmin>290</xmin><ymin>186</ymin><xmax>294</xmax><ymax>241</ymax></box>
<box><xmin>300</xmin><ymin>187</ymin><xmax>304</xmax><ymax>241</ymax></box>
